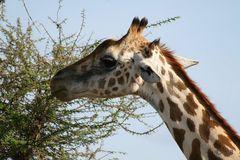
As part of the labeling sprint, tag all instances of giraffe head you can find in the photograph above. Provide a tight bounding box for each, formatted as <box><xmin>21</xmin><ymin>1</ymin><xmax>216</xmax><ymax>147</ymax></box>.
<box><xmin>50</xmin><ymin>17</ymin><xmax>198</xmax><ymax>101</ymax></box>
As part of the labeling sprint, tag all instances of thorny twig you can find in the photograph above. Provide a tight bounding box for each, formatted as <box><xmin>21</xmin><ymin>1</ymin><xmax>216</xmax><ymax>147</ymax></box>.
<box><xmin>69</xmin><ymin>9</ymin><xmax>86</xmax><ymax>54</ymax></box>
<box><xmin>39</xmin><ymin>23</ymin><xmax>56</xmax><ymax>44</ymax></box>
<box><xmin>146</xmin><ymin>16</ymin><xmax>180</xmax><ymax>28</ymax></box>
<box><xmin>21</xmin><ymin>0</ymin><xmax>41</xmax><ymax>33</ymax></box>
<box><xmin>119</xmin><ymin>122</ymin><xmax>164</xmax><ymax>136</ymax></box>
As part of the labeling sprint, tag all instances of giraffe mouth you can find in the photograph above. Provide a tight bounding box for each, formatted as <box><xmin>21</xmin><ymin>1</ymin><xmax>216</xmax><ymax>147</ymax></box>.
<box><xmin>52</xmin><ymin>88</ymin><xmax>89</xmax><ymax>101</ymax></box>
<box><xmin>72</xmin><ymin>90</ymin><xmax>88</xmax><ymax>95</ymax></box>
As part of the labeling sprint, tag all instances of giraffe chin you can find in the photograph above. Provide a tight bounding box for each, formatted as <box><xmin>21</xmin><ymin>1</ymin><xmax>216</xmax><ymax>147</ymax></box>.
<box><xmin>51</xmin><ymin>89</ymin><xmax>72</xmax><ymax>102</ymax></box>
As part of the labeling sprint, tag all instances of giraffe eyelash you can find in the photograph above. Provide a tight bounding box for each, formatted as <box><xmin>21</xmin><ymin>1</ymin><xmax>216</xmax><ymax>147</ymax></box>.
<box><xmin>101</xmin><ymin>55</ymin><xmax>117</xmax><ymax>69</ymax></box>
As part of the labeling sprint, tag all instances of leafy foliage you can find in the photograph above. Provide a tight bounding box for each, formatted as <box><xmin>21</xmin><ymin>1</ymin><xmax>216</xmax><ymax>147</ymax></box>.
<box><xmin>0</xmin><ymin>2</ymin><xmax>165</xmax><ymax>159</ymax></box>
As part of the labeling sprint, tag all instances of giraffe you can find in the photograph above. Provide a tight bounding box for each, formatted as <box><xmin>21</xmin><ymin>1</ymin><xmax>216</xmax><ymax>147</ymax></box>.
<box><xmin>50</xmin><ymin>17</ymin><xmax>240</xmax><ymax>160</ymax></box>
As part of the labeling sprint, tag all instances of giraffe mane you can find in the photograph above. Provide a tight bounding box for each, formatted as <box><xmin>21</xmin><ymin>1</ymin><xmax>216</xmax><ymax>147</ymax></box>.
<box><xmin>160</xmin><ymin>45</ymin><xmax>240</xmax><ymax>147</ymax></box>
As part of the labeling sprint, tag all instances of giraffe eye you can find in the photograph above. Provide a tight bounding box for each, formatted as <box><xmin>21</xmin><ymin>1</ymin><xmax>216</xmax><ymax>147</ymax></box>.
<box><xmin>101</xmin><ymin>55</ymin><xmax>117</xmax><ymax>69</ymax></box>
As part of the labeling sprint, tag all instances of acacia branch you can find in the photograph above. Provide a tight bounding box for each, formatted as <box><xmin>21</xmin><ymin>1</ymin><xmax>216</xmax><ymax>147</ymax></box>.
<box><xmin>21</xmin><ymin>0</ymin><xmax>41</xmax><ymax>33</ymax></box>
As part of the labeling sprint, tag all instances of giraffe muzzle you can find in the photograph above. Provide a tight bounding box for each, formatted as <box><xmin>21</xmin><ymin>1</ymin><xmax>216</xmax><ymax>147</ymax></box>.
<box><xmin>50</xmin><ymin>78</ymin><xmax>69</xmax><ymax>101</ymax></box>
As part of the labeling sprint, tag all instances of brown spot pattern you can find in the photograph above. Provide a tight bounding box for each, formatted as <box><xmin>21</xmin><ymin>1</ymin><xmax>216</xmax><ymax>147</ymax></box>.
<box><xmin>108</xmin><ymin>78</ymin><xmax>116</xmax><ymax>87</ymax></box>
<box><xmin>99</xmin><ymin>78</ymin><xmax>106</xmax><ymax>89</ymax></box>
<box><xmin>131</xmin><ymin>77</ymin><xmax>135</xmax><ymax>83</ymax></box>
<box><xmin>199</xmin><ymin>109</ymin><xmax>220</xmax><ymax>143</ymax></box>
<box><xmin>120</xmin><ymin>64</ymin><xmax>125</xmax><ymax>68</ymax></box>
<box><xmin>202</xmin><ymin>109</ymin><xmax>210</xmax><ymax>122</ymax></box>
<box><xmin>167</xmin><ymin>81</ymin><xmax>180</xmax><ymax>98</ymax></box>
<box><xmin>112</xmin><ymin>87</ymin><xmax>118</xmax><ymax>91</ymax></box>
<box><xmin>166</xmin><ymin>71</ymin><xmax>182</xmax><ymax>98</ymax></box>
<box><xmin>187</xmin><ymin>118</ymin><xmax>195</xmax><ymax>132</ymax></box>
<box><xmin>167</xmin><ymin>98</ymin><xmax>183</xmax><ymax>122</ymax></box>
<box><xmin>161</xmin><ymin>66</ymin><xmax>166</xmax><ymax>75</ymax></box>
<box><xmin>208</xmin><ymin>149</ymin><xmax>222</xmax><ymax>160</ymax></box>
<box><xmin>115</xmin><ymin>70</ymin><xmax>121</xmax><ymax>76</ymax></box>
<box><xmin>159</xmin><ymin>100</ymin><xmax>164</xmax><ymax>113</ymax></box>
<box><xmin>183</xmin><ymin>93</ymin><xmax>198</xmax><ymax>116</ymax></box>
<box><xmin>159</xmin><ymin>55</ymin><xmax>165</xmax><ymax>65</ymax></box>
<box><xmin>202</xmin><ymin>109</ymin><xmax>219</xmax><ymax>129</ymax></box>
<box><xmin>218</xmin><ymin>134</ymin><xmax>236</xmax><ymax>150</ymax></box>
<box><xmin>214</xmin><ymin>134</ymin><xmax>235</xmax><ymax>156</ymax></box>
<box><xmin>105</xmin><ymin>90</ymin><xmax>111</xmax><ymax>95</ymax></box>
<box><xmin>134</xmin><ymin>73</ymin><xmax>139</xmax><ymax>78</ymax></box>
<box><xmin>126</xmin><ymin>72</ymin><xmax>130</xmax><ymax>82</ymax></box>
<box><xmin>157</xmin><ymin>82</ymin><xmax>164</xmax><ymax>93</ymax></box>
<box><xmin>117</xmin><ymin>76</ymin><xmax>124</xmax><ymax>85</ymax></box>
<box><xmin>183</xmin><ymin>103</ymin><xmax>196</xmax><ymax>116</ymax></box>
<box><xmin>176</xmin><ymin>80</ymin><xmax>187</xmax><ymax>91</ymax></box>
<box><xmin>172</xmin><ymin>128</ymin><xmax>185</xmax><ymax>150</ymax></box>
<box><xmin>189</xmin><ymin>139</ymin><xmax>202</xmax><ymax>160</ymax></box>
<box><xmin>209</xmin><ymin>120</ymin><xmax>219</xmax><ymax>129</ymax></box>
<box><xmin>169</xmin><ymin>71</ymin><xmax>174</xmax><ymax>80</ymax></box>
<box><xmin>199</xmin><ymin>123</ymin><xmax>210</xmax><ymax>143</ymax></box>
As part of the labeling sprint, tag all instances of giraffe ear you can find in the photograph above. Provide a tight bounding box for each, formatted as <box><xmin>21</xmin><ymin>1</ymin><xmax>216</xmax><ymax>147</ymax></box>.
<box><xmin>140</xmin><ymin>65</ymin><xmax>160</xmax><ymax>83</ymax></box>
<box><xmin>173</xmin><ymin>55</ymin><xmax>199</xmax><ymax>69</ymax></box>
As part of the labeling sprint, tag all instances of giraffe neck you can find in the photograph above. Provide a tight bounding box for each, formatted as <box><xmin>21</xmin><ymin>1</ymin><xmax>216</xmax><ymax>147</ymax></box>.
<box><xmin>138</xmin><ymin>64</ymin><xmax>240</xmax><ymax>160</ymax></box>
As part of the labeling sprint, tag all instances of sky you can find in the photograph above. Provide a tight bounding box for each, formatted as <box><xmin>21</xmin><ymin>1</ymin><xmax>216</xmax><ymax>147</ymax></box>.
<box><xmin>4</xmin><ymin>0</ymin><xmax>240</xmax><ymax>160</ymax></box>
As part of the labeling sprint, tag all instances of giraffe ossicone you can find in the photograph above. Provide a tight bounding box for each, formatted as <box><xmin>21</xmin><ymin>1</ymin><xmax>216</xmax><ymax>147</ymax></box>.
<box><xmin>51</xmin><ymin>17</ymin><xmax>240</xmax><ymax>160</ymax></box>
